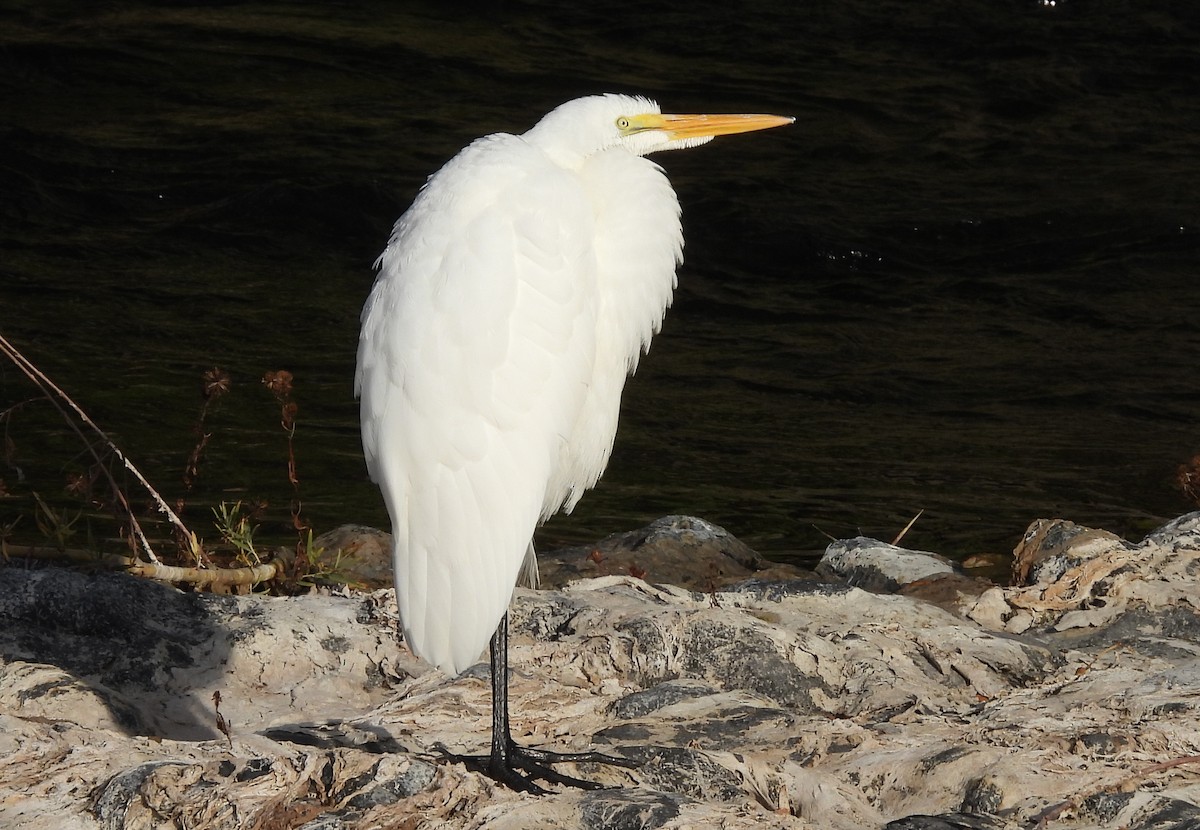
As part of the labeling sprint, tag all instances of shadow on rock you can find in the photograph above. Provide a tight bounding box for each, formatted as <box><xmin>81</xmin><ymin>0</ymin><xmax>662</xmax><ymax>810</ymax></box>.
<box><xmin>0</xmin><ymin>565</ymin><xmax>235</xmax><ymax>740</ymax></box>
<box><xmin>0</xmin><ymin>563</ymin><xmax>412</xmax><ymax>742</ymax></box>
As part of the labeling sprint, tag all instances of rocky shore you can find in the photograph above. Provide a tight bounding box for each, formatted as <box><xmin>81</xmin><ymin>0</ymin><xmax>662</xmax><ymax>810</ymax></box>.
<box><xmin>3</xmin><ymin>513</ymin><xmax>1200</xmax><ymax>829</ymax></box>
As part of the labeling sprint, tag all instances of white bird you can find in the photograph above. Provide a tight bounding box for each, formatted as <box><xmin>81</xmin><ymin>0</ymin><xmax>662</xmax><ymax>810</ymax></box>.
<box><xmin>356</xmin><ymin>93</ymin><xmax>791</xmax><ymax>790</ymax></box>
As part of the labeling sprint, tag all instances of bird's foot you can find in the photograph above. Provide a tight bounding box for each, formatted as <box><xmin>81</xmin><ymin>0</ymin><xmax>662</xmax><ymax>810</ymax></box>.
<box><xmin>435</xmin><ymin>740</ymin><xmax>638</xmax><ymax>794</ymax></box>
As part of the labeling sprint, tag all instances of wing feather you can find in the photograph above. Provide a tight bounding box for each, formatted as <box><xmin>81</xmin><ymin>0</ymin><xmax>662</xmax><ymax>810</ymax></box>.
<box><xmin>356</xmin><ymin>134</ymin><xmax>596</xmax><ymax>674</ymax></box>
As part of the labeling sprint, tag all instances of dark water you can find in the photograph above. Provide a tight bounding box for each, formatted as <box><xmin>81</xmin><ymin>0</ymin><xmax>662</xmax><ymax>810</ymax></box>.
<box><xmin>2</xmin><ymin>1</ymin><xmax>1198</xmax><ymax>567</ymax></box>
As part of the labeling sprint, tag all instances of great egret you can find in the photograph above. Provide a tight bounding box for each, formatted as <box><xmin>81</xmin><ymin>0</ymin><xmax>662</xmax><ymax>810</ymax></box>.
<box><xmin>356</xmin><ymin>93</ymin><xmax>791</xmax><ymax>790</ymax></box>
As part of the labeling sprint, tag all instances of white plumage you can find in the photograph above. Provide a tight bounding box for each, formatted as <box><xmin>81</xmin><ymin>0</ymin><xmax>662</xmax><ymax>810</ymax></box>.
<box><xmin>356</xmin><ymin>94</ymin><xmax>791</xmax><ymax>676</ymax></box>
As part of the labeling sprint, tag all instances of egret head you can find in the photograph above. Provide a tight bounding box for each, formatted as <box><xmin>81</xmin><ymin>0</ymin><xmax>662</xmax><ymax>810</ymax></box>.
<box><xmin>524</xmin><ymin>94</ymin><xmax>793</xmax><ymax>167</ymax></box>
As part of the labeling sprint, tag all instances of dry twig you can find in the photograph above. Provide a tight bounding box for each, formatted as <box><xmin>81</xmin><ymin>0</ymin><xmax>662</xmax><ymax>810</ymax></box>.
<box><xmin>891</xmin><ymin>509</ymin><xmax>924</xmax><ymax>545</ymax></box>
<box><xmin>0</xmin><ymin>333</ymin><xmax>196</xmax><ymax>563</ymax></box>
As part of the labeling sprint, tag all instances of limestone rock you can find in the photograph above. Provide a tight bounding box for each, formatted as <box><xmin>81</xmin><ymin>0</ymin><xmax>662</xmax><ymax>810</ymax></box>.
<box><xmin>970</xmin><ymin>511</ymin><xmax>1200</xmax><ymax>637</ymax></box>
<box><xmin>3</xmin><ymin>513</ymin><xmax>1200</xmax><ymax>829</ymax></box>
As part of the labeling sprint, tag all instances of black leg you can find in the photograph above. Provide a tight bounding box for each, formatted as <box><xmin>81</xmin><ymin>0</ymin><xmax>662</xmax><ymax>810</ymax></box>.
<box><xmin>487</xmin><ymin>609</ymin><xmax>519</xmax><ymax>782</ymax></box>
<box><xmin>442</xmin><ymin>611</ymin><xmax>638</xmax><ymax>794</ymax></box>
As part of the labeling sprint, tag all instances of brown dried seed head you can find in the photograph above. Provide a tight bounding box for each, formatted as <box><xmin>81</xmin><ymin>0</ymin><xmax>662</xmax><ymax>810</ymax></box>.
<box><xmin>202</xmin><ymin>367</ymin><xmax>232</xmax><ymax>400</ymax></box>
<box><xmin>263</xmin><ymin>370</ymin><xmax>294</xmax><ymax>399</ymax></box>
<box><xmin>1175</xmin><ymin>454</ymin><xmax>1200</xmax><ymax>506</ymax></box>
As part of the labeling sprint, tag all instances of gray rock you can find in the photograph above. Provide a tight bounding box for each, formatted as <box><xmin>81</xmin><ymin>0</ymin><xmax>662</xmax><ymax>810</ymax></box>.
<box><xmin>536</xmin><ymin>514</ymin><xmax>804</xmax><ymax>590</ymax></box>
<box><xmin>884</xmin><ymin>813</ymin><xmax>1005</xmax><ymax>830</ymax></box>
<box><xmin>817</xmin><ymin>536</ymin><xmax>957</xmax><ymax>592</ymax></box>
<box><xmin>613</xmin><ymin>679</ymin><xmax>717</xmax><ymax>719</ymax></box>
<box><xmin>578</xmin><ymin>789</ymin><xmax>687</xmax><ymax>830</ymax></box>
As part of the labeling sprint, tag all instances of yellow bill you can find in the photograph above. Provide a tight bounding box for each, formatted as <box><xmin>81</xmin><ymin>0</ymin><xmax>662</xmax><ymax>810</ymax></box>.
<box><xmin>624</xmin><ymin>112</ymin><xmax>794</xmax><ymax>141</ymax></box>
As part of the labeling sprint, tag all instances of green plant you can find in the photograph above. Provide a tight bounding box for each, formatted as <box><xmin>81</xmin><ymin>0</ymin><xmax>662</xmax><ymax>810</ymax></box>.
<box><xmin>213</xmin><ymin>501</ymin><xmax>261</xmax><ymax>566</ymax></box>
<box><xmin>32</xmin><ymin>491</ymin><xmax>81</xmax><ymax>551</ymax></box>
<box><xmin>294</xmin><ymin>529</ymin><xmax>351</xmax><ymax>588</ymax></box>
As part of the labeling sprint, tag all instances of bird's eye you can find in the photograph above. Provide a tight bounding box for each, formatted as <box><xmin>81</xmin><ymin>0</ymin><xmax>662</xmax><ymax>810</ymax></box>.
<box><xmin>616</xmin><ymin>116</ymin><xmax>631</xmax><ymax>131</ymax></box>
